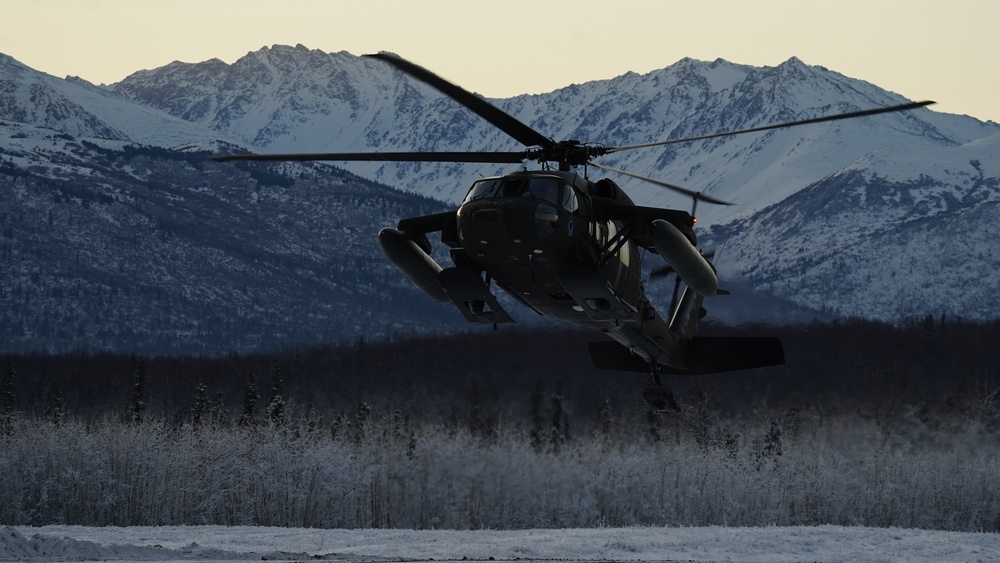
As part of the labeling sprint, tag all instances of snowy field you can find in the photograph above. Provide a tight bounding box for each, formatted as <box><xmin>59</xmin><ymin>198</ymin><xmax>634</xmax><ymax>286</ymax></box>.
<box><xmin>3</xmin><ymin>525</ymin><xmax>1000</xmax><ymax>562</ymax></box>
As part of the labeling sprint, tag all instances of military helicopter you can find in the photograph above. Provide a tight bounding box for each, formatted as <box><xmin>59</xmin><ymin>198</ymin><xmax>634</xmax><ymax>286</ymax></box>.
<box><xmin>213</xmin><ymin>53</ymin><xmax>933</xmax><ymax>409</ymax></box>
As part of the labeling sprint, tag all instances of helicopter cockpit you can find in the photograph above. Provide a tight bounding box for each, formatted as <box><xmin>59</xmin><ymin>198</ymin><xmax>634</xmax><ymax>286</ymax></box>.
<box><xmin>462</xmin><ymin>175</ymin><xmax>561</xmax><ymax>204</ymax></box>
<box><xmin>459</xmin><ymin>174</ymin><xmax>583</xmax><ymax>241</ymax></box>
<box><xmin>463</xmin><ymin>175</ymin><xmax>581</xmax><ymax>212</ymax></box>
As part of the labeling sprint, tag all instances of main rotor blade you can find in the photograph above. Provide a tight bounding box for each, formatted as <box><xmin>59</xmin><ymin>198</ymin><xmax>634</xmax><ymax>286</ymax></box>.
<box><xmin>366</xmin><ymin>52</ymin><xmax>555</xmax><ymax>150</ymax></box>
<box><xmin>211</xmin><ymin>151</ymin><xmax>528</xmax><ymax>164</ymax></box>
<box><xmin>608</xmin><ymin>100</ymin><xmax>936</xmax><ymax>153</ymax></box>
<box><xmin>588</xmin><ymin>161</ymin><xmax>734</xmax><ymax>206</ymax></box>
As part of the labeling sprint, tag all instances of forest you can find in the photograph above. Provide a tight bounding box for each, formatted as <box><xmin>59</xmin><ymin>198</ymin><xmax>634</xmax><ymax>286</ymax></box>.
<box><xmin>1</xmin><ymin>317</ymin><xmax>999</xmax><ymax>531</ymax></box>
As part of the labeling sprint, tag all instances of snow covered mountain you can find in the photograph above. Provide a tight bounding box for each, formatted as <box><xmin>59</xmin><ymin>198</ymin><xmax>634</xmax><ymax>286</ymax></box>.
<box><xmin>111</xmin><ymin>45</ymin><xmax>1000</xmax><ymax>321</ymax></box>
<box><xmin>709</xmin><ymin>135</ymin><xmax>1000</xmax><ymax>319</ymax></box>
<box><xmin>0</xmin><ymin>54</ymin><xmax>464</xmax><ymax>354</ymax></box>
<box><xmin>0</xmin><ymin>118</ymin><xmax>466</xmax><ymax>355</ymax></box>
<box><xmin>0</xmin><ymin>53</ymin><xmax>233</xmax><ymax>148</ymax></box>
<box><xmin>2</xmin><ymin>45</ymin><xmax>999</xmax><ymax>356</ymax></box>
<box><xmin>113</xmin><ymin>46</ymin><xmax>997</xmax><ymax>214</ymax></box>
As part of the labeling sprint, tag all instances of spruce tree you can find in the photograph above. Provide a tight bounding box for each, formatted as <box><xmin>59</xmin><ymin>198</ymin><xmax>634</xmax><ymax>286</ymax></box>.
<box><xmin>529</xmin><ymin>379</ymin><xmax>546</xmax><ymax>452</ymax></box>
<box><xmin>304</xmin><ymin>402</ymin><xmax>321</xmax><ymax>435</ymax></box>
<box><xmin>1</xmin><ymin>357</ymin><xmax>16</xmax><ymax>435</ymax></box>
<box><xmin>353</xmin><ymin>399</ymin><xmax>371</xmax><ymax>445</ymax></box>
<box><xmin>192</xmin><ymin>383</ymin><xmax>209</xmax><ymax>428</ymax></box>
<box><xmin>46</xmin><ymin>382</ymin><xmax>66</xmax><ymax>427</ymax></box>
<box><xmin>597</xmin><ymin>395</ymin><xmax>614</xmax><ymax>439</ymax></box>
<box><xmin>265</xmin><ymin>365</ymin><xmax>286</xmax><ymax>427</ymax></box>
<box><xmin>211</xmin><ymin>391</ymin><xmax>228</xmax><ymax>427</ymax></box>
<box><xmin>549</xmin><ymin>390</ymin><xmax>569</xmax><ymax>453</ymax></box>
<box><xmin>239</xmin><ymin>378</ymin><xmax>260</xmax><ymax>427</ymax></box>
<box><xmin>129</xmin><ymin>356</ymin><xmax>148</xmax><ymax>424</ymax></box>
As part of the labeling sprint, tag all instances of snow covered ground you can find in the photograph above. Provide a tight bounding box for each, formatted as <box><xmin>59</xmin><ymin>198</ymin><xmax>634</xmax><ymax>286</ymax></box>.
<box><xmin>4</xmin><ymin>525</ymin><xmax>999</xmax><ymax>562</ymax></box>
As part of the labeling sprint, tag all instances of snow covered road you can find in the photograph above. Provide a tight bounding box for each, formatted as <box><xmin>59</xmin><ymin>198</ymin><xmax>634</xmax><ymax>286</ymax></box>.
<box><xmin>3</xmin><ymin>525</ymin><xmax>999</xmax><ymax>562</ymax></box>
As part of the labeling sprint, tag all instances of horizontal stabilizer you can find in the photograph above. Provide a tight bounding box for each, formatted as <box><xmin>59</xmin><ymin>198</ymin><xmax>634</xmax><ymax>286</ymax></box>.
<box><xmin>665</xmin><ymin>336</ymin><xmax>785</xmax><ymax>375</ymax></box>
<box><xmin>589</xmin><ymin>336</ymin><xmax>784</xmax><ymax>375</ymax></box>
<box><xmin>588</xmin><ymin>341</ymin><xmax>651</xmax><ymax>373</ymax></box>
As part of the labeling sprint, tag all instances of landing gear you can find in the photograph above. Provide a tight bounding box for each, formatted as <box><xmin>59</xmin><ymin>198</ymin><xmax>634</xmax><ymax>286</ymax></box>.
<box><xmin>641</xmin><ymin>365</ymin><xmax>680</xmax><ymax>412</ymax></box>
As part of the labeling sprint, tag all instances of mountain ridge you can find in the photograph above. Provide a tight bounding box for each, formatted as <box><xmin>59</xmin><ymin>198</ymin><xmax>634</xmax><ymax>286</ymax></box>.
<box><xmin>110</xmin><ymin>46</ymin><xmax>998</xmax><ymax>217</ymax></box>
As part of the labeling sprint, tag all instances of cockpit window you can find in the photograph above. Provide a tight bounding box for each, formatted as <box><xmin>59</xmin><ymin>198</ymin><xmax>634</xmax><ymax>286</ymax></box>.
<box><xmin>463</xmin><ymin>176</ymin><xmax>564</xmax><ymax>204</ymax></box>
<box><xmin>524</xmin><ymin>177</ymin><xmax>560</xmax><ymax>203</ymax></box>
<box><xmin>562</xmin><ymin>185</ymin><xmax>579</xmax><ymax>213</ymax></box>
<box><xmin>501</xmin><ymin>178</ymin><xmax>526</xmax><ymax>197</ymax></box>
<box><xmin>464</xmin><ymin>179</ymin><xmax>502</xmax><ymax>202</ymax></box>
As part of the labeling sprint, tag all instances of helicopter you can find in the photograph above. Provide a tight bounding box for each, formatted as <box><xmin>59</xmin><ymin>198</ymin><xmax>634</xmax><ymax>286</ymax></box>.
<box><xmin>213</xmin><ymin>53</ymin><xmax>934</xmax><ymax>410</ymax></box>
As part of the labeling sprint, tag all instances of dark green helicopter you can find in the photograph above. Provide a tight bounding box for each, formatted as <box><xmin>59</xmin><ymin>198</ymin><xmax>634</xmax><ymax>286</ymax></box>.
<box><xmin>214</xmin><ymin>53</ymin><xmax>933</xmax><ymax>409</ymax></box>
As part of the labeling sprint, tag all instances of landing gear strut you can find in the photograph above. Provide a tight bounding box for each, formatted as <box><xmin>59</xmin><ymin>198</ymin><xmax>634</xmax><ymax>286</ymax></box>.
<box><xmin>641</xmin><ymin>364</ymin><xmax>680</xmax><ymax>412</ymax></box>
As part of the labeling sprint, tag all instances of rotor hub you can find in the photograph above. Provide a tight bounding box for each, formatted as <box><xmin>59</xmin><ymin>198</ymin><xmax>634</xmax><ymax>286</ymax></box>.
<box><xmin>525</xmin><ymin>141</ymin><xmax>610</xmax><ymax>170</ymax></box>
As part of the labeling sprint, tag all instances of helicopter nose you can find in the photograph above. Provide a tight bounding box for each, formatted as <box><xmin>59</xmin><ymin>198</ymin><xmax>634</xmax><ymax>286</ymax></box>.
<box><xmin>471</xmin><ymin>208</ymin><xmax>511</xmax><ymax>242</ymax></box>
<box><xmin>472</xmin><ymin>209</ymin><xmax>503</xmax><ymax>225</ymax></box>
<box><xmin>460</xmin><ymin>199</ymin><xmax>541</xmax><ymax>252</ymax></box>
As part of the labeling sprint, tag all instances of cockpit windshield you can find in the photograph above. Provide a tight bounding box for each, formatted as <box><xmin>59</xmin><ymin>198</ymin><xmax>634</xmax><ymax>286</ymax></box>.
<box><xmin>463</xmin><ymin>176</ymin><xmax>564</xmax><ymax>204</ymax></box>
<box><xmin>523</xmin><ymin>177</ymin><xmax>560</xmax><ymax>203</ymax></box>
<box><xmin>463</xmin><ymin>178</ymin><xmax>504</xmax><ymax>202</ymax></box>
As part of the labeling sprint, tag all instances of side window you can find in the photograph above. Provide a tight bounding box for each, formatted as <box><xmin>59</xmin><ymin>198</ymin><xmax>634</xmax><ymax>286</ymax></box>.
<box><xmin>618</xmin><ymin>224</ymin><xmax>630</xmax><ymax>267</ymax></box>
<box><xmin>561</xmin><ymin>186</ymin><xmax>579</xmax><ymax>213</ymax></box>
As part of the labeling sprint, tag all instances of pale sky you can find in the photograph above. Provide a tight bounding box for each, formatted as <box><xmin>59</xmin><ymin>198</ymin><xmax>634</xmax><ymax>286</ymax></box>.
<box><xmin>5</xmin><ymin>0</ymin><xmax>999</xmax><ymax>123</ymax></box>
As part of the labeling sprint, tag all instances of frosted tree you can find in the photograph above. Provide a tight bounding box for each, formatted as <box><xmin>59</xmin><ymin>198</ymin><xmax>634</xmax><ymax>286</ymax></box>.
<box><xmin>128</xmin><ymin>356</ymin><xmax>147</xmax><ymax>424</ymax></box>
<box><xmin>753</xmin><ymin>419</ymin><xmax>784</xmax><ymax>471</ymax></box>
<box><xmin>549</xmin><ymin>390</ymin><xmax>569</xmax><ymax>452</ymax></box>
<box><xmin>353</xmin><ymin>399</ymin><xmax>371</xmax><ymax>445</ymax></box>
<box><xmin>238</xmin><ymin>378</ymin><xmax>260</xmax><ymax>427</ymax></box>
<box><xmin>1</xmin><ymin>356</ymin><xmax>16</xmax><ymax>435</ymax></box>
<box><xmin>529</xmin><ymin>380</ymin><xmax>546</xmax><ymax>451</ymax></box>
<box><xmin>597</xmin><ymin>395</ymin><xmax>614</xmax><ymax>439</ymax></box>
<box><xmin>191</xmin><ymin>383</ymin><xmax>209</xmax><ymax>427</ymax></box>
<box><xmin>45</xmin><ymin>382</ymin><xmax>66</xmax><ymax>427</ymax></box>
<box><xmin>304</xmin><ymin>402</ymin><xmax>322</xmax><ymax>435</ymax></box>
<box><xmin>264</xmin><ymin>365</ymin><xmax>286</xmax><ymax>427</ymax></box>
<box><xmin>210</xmin><ymin>391</ymin><xmax>228</xmax><ymax>427</ymax></box>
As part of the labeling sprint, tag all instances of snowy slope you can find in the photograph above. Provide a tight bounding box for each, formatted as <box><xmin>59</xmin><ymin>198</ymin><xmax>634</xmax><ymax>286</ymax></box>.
<box><xmin>0</xmin><ymin>53</ymin><xmax>239</xmax><ymax>148</ymax></box>
<box><xmin>710</xmin><ymin>134</ymin><xmax>1000</xmax><ymax>319</ymax></box>
<box><xmin>6</xmin><ymin>525</ymin><xmax>1000</xmax><ymax>562</ymax></box>
<box><xmin>0</xmin><ymin>118</ymin><xmax>462</xmax><ymax>355</ymax></box>
<box><xmin>0</xmin><ymin>51</ymin><xmax>475</xmax><ymax>354</ymax></box>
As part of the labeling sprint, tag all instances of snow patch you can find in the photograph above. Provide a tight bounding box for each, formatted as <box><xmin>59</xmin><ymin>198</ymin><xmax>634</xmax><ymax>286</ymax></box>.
<box><xmin>5</xmin><ymin>525</ymin><xmax>1000</xmax><ymax>562</ymax></box>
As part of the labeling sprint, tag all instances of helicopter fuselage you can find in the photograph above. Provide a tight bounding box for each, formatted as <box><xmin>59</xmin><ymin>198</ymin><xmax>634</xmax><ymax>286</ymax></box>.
<box><xmin>380</xmin><ymin>169</ymin><xmax>707</xmax><ymax>369</ymax></box>
<box><xmin>206</xmin><ymin>51</ymin><xmax>937</xmax><ymax>394</ymax></box>
<box><xmin>456</xmin><ymin>171</ymin><xmax>642</xmax><ymax>324</ymax></box>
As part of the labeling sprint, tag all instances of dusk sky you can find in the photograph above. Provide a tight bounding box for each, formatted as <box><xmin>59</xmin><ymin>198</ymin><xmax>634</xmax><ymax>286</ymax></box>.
<box><xmin>6</xmin><ymin>0</ymin><xmax>998</xmax><ymax>122</ymax></box>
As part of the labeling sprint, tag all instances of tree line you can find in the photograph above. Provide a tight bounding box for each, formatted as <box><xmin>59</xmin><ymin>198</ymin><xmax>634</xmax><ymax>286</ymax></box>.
<box><xmin>2</xmin><ymin>317</ymin><xmax>999</xmax><ymax>530</ymax></box>
<box><xmin>3</xmin><ymin>317</ymin><xmax>998</xmax><ymax>430</ymax></box>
